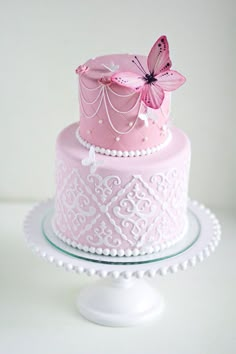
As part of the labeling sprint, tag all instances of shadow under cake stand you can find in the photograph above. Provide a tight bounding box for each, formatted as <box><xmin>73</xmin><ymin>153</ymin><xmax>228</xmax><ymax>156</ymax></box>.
<box><xmin>23</xmin><ymin>199</ymin><xmax>221</xmax><ymax>327</ymax></box>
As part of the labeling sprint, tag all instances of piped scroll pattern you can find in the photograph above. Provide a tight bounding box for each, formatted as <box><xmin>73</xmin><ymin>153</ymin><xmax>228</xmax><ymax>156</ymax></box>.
<box><xmin>147</xmin><ymin>161</ymin><xmax>190</xmax><ymax>248</ymax></box>
<box><xmin>87</xmin><ymin>174</ymin><xmax>121</xmax><ymax>203</ymax></box>
<box><xmin>54</xmin><ymin>160</ymin><xmax>189</xmax><ymax>250</ymax></box>
<box><xmin>87</xmin><ymin>221</ymin><xmax>121</xmax><ymax>248</ymax></box>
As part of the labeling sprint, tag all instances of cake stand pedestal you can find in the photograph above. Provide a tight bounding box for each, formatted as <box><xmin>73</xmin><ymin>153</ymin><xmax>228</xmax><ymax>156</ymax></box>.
<box><xmin>23</xmin><ymin>199</ymin><xmax>221</xmax><ymax>327</ymax></box>
<box><xmin>78</xmin><ymin>277</ymin><xmax>164</xmax><ymax>326</ymax></box>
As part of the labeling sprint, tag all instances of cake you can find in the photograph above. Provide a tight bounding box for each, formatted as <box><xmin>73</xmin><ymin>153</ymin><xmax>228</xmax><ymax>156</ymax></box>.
<box><xmin>52</xmin><ymin>35</ymin><xmax>190</xmax><ymax>257</ymax></box>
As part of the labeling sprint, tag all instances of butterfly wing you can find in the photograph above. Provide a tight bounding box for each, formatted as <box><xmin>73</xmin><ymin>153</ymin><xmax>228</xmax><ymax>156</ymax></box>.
<box><xmin>90</xmin><ymin>159</ymin><xmax>104</xmax><ymax>174</ymax></box>
<box><xmin>141</xmin><ymin>83</ymin><xmax>165</xmax><ymax>109</ymax></box>
<box><xmin>138</xmin><ymin>113</ymin><xmax>149</xmax><ymax>127</ymax></box>
<box><xmin>111</xmin><ymin>72</ymin><xmax>145</xmax><ymax>91</ymax></box>
<box><xmin>82</xmin><ymin>146</ymin><xmax>95</xmax><ymax>167</ymax></box>
<box><xmin>102</xmin><ymin>61</ymin><xmax>120</xmax><ymax>72</ymax></box>
<box><xmin>90</xmin><ymin>164</ymin><xmax>97</xmax><ymax>174</ymax></box>
<box><xmin>147</xmin><ymin>35</ymin><xmax>172</xmax><ymax>76</ymax></box>
<box><xmin>156</xmin><ymin>70</ymin><xmax>186</xmax><ymax>91</ymax></box>
<box><xmin>89</xmin><ymin>146</ymin><xmax>96</xmax><ymax>162</ymax></box>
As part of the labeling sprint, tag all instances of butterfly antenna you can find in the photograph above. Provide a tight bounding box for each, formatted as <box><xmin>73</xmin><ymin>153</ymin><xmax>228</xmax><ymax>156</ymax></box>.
<box><xmin>135</xmin><ymin>56</ymin><xmax>147</xmax><ymax>73</ymax></box>
<box><xmin>132</xmin><ymin>56</ymin><xmax>147</xmax><ymax>75</ymax></box>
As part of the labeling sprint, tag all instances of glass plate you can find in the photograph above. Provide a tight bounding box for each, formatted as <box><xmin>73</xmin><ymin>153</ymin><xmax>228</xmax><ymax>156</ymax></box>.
<box><xmin>41</xmin><ymin>208</ymin><xmax>201</xmax><ymax>265</ymax></box>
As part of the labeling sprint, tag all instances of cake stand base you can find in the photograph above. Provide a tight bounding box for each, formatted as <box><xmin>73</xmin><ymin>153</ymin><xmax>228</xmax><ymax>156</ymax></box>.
<box><xmin>77</xmin><ymin>277</ymin><xmax>163</xmax><ymax>326</ymax></box>
<box><xmin>24</xmin><ymin>199</ymin><xmax>221</xmax><ymax>327</ymax></box>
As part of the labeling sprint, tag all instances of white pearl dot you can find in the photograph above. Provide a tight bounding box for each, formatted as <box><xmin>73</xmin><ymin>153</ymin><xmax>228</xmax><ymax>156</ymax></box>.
<box><xmin>143</xmin><ymin>136</ymin><xmax>148</xmax><ymax>141</ymax></box>
<box><xmin>110</xmin><ymin>249</ymin><xmax>117</xmax><ymax>256</ymax></box>
<box><xmin>133</xmin><ymin>249</ymin><xmax>140</xmax><ymax>256</ymax></box>
<box><xmin>111</xmin><ymin>150</ymin><xmax>117</xmax><ymax>156</ymax></box>
<box><xmin>118</xmin><ymin>249</ymin><xmax>125</xmax><ymax>257</ymax></box>
<box><xmin>152</xmin><ymin>147</ymin><xmax>157</xmax><ymax>153</ymax></box>
<box><xmin>87</xmin><ymin>130</ymin><xmax>91</xmax><ymax>134</ymax></box>
<box><xmin>100</xmin><ymin>148</ymin><xmax>105</xmax><ymax>154</ymax></box>
<box><xmin>141</xmin><ymin>149</ymin><xmax>146</xmax><ymax>156</ymax></box>
<box><xmin>129</xmin><ymin>122</ymin><xmax>133</xmax><ymax>127</ymax></box>
<box><xmin>123</xmin><ymin>151</ymin><xmax>129</xmax><ymax>157</ymax></box>
<box><xmin>105</xmin><ymin>149</ymin><xmax>111</xmax><ymax>155</ymax></box>
<box><xmin>115</xmin><ymin>136</ymin><xmax>120</xmax><ymax>142</ymax></box>
<box><xmin>98</xmin><ymin>119</ymin><xmax>103</xmax><ymax>124</ymax></box>
<box><xmin>117</xmin><ymin>151</ymin><xmax>123</xmax><ymax>157</ymax></box>
<box><xmin>103</xmin><ymin>248</ymin><xmax>110</xmax><ymax>256</ymax></box>
<box><xmin>125</xmin><ymin>249</ymin><xmax>132</xmax><ymax>257</ymax></box>
<box><xmin>129</xmin><ymin>150</ymin><xmax>135</xmax><ymax>157</ymax></box>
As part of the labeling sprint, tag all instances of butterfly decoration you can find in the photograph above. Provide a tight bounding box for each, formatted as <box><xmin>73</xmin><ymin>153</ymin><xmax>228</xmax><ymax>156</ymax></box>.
<box><xmin>111</xmin><ymin>36</ymin><xmax>185</xmax><ymax>109</ymax></box>
<box><xmin>138</xmin><ymin>103</ymin><xmax>159</xmax><ymax>126</ymax></box>
<box><xmin>75</xmin><ymin>65</ymin><xmax>89</xmax><ymax>74</ymax></box>
<box><xmin>138</xmin><ymin>112</ymin><xmax>149</xmax><ymax>127</ymax></box>
<box><xmin>81</xmin><ymin>146</ymin><xmax>103</xmax><ymax>174</ymax></box>
<box><xmin>99</xmin><ymin>76</ymin><xmax>112</xmax><ymax>85</ymax></box>
<box><xmin>102</xmin><ymin>61</ymin><xmax>120</xmax><ymax>72</ymax></box>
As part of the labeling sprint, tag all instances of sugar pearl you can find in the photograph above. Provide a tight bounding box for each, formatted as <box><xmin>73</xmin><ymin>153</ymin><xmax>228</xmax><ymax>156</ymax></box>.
<box><xmin>129</xmin><ymin>122</ymin><xmax>133</xmax><ymax>127</ymax></box>
<box><xmin>115</xmin><ymin>136</ymin><xmax>120</xmax><ymax>142</ymax></box>
<box><xmin>129</xmin><ymin>150</ymin><xmax>135</xmax><ymax>157</ymax></box>
<box><xmin>98</xmin><ymin>119</ymin><xmax>103</xmax><ymax>124</ymax></box>
<box><xmin>141</xmin><ymin>149</ymin><xmax>146</xmax><ymax>156</ymax></box>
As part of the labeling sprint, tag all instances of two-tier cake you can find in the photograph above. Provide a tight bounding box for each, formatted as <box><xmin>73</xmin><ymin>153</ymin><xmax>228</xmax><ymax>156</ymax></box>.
<box><xmin>52</xmin><ymin>35</ymin><xmax>191</xmax><ymax>257</ymax></box>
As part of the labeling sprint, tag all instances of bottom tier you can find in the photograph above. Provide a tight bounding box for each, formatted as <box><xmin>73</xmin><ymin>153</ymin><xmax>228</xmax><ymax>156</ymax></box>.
<box><xmin>52</xmin><ymin>123</ymin><xmax>191</xmax><ymax>256</ymax></box>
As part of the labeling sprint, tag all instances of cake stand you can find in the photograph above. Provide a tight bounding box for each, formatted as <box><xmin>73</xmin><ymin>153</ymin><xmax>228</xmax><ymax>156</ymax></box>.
<box><xmin>23</xmin><ymin>199</ymin><xmax>221</xmax><ymax>327</ymax></box>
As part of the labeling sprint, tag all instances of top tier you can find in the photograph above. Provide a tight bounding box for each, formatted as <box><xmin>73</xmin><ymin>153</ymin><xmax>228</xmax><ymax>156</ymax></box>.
<box><xmin>76</xmin><ymin>36</ymin><xmax>185</xmax><ymax>157</ymax></box>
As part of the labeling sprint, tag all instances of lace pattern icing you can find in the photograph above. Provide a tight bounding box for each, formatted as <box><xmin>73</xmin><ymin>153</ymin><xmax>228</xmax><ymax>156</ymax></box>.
<box><xmin>53</xmin><ymin>158</ymin><xmax>190</xmax><ymax>254</ymax></box>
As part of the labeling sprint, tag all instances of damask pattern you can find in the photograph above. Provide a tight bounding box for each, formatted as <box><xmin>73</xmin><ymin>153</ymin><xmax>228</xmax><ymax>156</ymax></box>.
<box><xmin>87</xmin><ymin>174</ymin><xmax>121</xmax><ymax>203</ymax></box>
<box><xmin>53</xmin><ymin>159</ymin><xmax>189</xmax><ymax>251</ymax></box>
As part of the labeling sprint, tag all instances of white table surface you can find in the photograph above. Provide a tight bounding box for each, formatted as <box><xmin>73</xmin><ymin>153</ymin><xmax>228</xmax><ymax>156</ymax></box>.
<box><xmin>0</xmin><ymin>202</ymin><xmax>235</xmax><ymax>354</ymax></box>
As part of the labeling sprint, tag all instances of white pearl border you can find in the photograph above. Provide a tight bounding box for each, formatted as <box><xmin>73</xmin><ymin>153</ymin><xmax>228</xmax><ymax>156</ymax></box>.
<box><xmin>75</xmin><ymin>127</ymin><xmax>172</xmax><ymax>157</ymax></box>
<box><xmin>51</xmin><ymin>217</ymin><xmax>188</xmax><ymax>257</ymax></box>
<box><xmin>23</xmin><ymin>199</ymin><xmax>221</xmax><ymax>279</ymax></box>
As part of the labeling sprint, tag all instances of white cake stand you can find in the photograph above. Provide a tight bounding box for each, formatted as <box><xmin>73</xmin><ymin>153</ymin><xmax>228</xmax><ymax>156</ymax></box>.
<box><xmin>23</xmin><ymin>199</ymin><xmax>221</xmax><ymax>327</ymax></box>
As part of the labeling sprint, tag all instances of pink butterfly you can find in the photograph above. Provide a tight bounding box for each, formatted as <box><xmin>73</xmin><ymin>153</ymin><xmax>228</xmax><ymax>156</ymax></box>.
<box><xmin>111</xmin><ymin>36</ymin><xmax>186</xmax><ymax>109</ymax></box>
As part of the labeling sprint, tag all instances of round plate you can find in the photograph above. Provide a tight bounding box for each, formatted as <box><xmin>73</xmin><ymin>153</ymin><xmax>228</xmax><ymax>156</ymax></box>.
<box><xmin>42</xmin><ymin>208</ymin><xmax>200</xmax><ymax>265</ymax></box>
<box><xmin>24</xmin><ymin>199</ymin><xmax>221</xmax><ymax>278</ymax></box>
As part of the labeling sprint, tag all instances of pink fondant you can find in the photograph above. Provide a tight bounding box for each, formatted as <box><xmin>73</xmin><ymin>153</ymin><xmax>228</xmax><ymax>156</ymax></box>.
<box><xmin>77</xmin><ymin>54</ymin><xmax>171</xmax><ymax>152</ymax></box>
<box><xmin>53</xmin><ymin>123</ymin><xmax>191</xmax><ymax>255</ymax></box>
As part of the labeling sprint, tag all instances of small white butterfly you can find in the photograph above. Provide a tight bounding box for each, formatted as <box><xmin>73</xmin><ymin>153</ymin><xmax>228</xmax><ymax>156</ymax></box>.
<box><xmin>138</xmin><ymin>105</ymin><xmax>159</xmax><ymax>127</ymax></box>
<box><xmin>81</xmin><ymin>146</ymin><xmax>103</xmax><ymax>174</ymax></box>
<box><xmin>102</xmin><ymin>61</ymin><xmax>119</xmax><ymax>72</ymax></box>
<box><xmin>138</xmin><ymin>112</ymin><xmax>149</xmax><ymax>127</ymax></box>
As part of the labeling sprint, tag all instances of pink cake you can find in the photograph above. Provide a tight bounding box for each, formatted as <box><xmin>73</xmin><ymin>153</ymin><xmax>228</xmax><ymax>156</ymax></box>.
<box><xmin>52</xmin><ymin>36</ymin><xmax>190</xmax><ymax>256</ymax></box>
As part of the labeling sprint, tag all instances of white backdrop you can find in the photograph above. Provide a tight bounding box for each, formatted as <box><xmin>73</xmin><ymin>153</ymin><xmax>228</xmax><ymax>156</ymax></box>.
<box><xmin>0</xmin><ymin>0</ymin><xmax>235</xmax><ymax>209</ymax></box>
